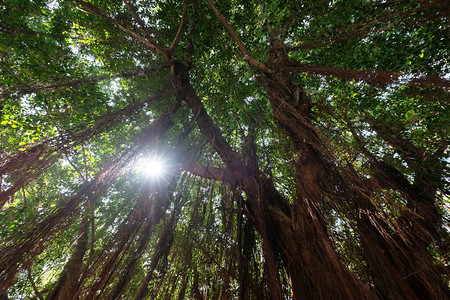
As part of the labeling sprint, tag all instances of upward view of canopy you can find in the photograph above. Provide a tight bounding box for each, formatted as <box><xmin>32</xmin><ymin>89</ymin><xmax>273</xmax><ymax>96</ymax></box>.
<box><xmin>0</xmin><ymin>1</ymin><xmax>448</xmax><ymax>299</ymax></box>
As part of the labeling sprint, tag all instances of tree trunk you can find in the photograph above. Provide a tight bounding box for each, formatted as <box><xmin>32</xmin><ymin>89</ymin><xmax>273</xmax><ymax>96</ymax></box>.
<box><xmin>262</xmin><ymin>42</ymin><xmax>448</xmax><ymax>299</ymax></box>
<box><xmin>172</xmin><ymin>58</ymin><xmax>375</xmax><ymax>299</ymax></box>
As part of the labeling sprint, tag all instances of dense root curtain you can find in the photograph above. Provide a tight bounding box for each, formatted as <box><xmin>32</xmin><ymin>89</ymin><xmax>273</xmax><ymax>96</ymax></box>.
<box><xmin>1</xmin><ymin>1</ymin><xmax>448</xmax><ymax>299</ymax></box>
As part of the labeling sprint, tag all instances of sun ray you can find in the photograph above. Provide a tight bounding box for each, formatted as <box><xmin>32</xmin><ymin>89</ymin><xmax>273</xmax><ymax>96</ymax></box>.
<box><xmin>136</xmin><ymin>156</ymin><xmax>167</xmax><ymax>178</ymax></box>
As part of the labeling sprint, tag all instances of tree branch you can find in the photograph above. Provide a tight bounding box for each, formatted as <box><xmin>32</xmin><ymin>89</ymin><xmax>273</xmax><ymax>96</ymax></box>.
<box><xmin>168</xmin><ymin>0</ymin><xmax>187</xmax><ymax>53</ymax></box>
<box><xmin>284</xmin><ymin>62</ymin><xmax>450</xmax><ymax>88</ymax></box>
<box><xmin>74</xmin><ymin>0</ymin><xmax>169</xmax><ymax>58</ymax></box>
<box><xmin>285</xmin><ymin>0</ymin><xmax>445</xmax><ymax>52</ymax></box>
<box><xmin>204</xmin><ymin>0</ymin><xmax>271</xmax><ymax>73</ymax></box>
<box><xmin>121</xmin><ymin>0</ymin><xmax>169</xmax><ymax>59</ymax></box>
<box><xmin>171</xmin><ymin>61</ymin><xmax>244</xmax><ymax>173</ymax></box>
<box><xmin>1</xmin><ymin>63</ymin><xmax>168</xmax><ymax>97</ymax></box>
<box><xmin>183</xmin><ymin>163</ymin><xmax>236</xmax><ymax>184</ymax></box>
<box><xmin>27</xmin><ymin>268</ymin><xmax>44</xmax><ymax>300</ymax></box>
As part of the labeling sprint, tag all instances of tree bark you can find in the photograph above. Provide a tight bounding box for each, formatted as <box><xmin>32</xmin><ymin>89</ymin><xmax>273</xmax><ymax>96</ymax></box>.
<box><xmin>262</xmin><ymin>42</ymin><xmax>448</xmax><ymax>299</ymax></box>
<box><xmin>173</xmin><ymin>59</ymin><xmax>375</xmax><ymax>299</ymax></box>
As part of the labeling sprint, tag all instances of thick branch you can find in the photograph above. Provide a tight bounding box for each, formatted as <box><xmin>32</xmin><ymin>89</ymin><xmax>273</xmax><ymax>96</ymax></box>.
<box><xmin>171</xmin><ymin>61</ymin><xmax>244</xmax><ymax>173</ymax></box>
<box><xmin>184</xmin><ymin>163</ymin><xmax>236</xmax><ymax>183</ymax></box>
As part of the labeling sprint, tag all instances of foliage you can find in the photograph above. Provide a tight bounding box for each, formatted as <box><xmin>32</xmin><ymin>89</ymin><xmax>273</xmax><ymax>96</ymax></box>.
<box><xmin>0</xmin><ymin>0</ymin><xmax>449</xmax><ymax>299</ymax></box>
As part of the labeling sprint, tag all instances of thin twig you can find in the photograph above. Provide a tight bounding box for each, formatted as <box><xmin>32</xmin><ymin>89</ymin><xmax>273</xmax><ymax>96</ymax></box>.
<box><xmin>63</xmin><ymin>151</ymin><xmax>88</xmax><ymax>182</ymax></box>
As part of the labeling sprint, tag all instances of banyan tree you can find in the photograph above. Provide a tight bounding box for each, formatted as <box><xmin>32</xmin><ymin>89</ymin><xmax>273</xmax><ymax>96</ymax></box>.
<box><xmin>0</xmin><ymin>0</ymin><xmax>449</xmax><ymax>299</ymax></box>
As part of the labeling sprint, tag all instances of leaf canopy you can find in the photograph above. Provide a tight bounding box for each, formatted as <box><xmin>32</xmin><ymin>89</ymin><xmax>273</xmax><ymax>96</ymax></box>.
<box><xmin>0</xmin><ymin>0</ymin><xmax>449</xmax><ymax>299</ymax></box>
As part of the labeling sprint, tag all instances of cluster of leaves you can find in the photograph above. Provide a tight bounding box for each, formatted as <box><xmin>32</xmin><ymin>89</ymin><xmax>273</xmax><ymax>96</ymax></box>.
<box><xmin>0</xmin><ymin>0</ymin><xmax>448</xmax><ymax>299</ymax></box>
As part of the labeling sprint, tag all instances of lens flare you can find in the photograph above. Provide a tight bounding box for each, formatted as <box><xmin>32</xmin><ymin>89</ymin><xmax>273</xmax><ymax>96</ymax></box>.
<box><xmin>136</xmin><ymin>156</ymin><xmax>166</xmax><ymax>178</ymax></box>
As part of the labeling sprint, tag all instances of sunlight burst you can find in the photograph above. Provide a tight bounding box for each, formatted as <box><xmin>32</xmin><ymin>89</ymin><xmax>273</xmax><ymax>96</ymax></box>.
<box><xmin>136</xmin><ymin>156</ymin><xmax>167</xmax><ymax>178</ymax></box>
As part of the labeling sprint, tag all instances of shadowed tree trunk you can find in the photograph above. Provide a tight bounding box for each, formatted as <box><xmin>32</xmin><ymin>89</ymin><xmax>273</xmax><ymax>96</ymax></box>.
<box><xmin>172</xmin><ymin>59</ymin><xmax>375</xmax><ymax>299</ymax></box>
<box><xmin>0</xmin><ymin>1</ymin><xmax>448</xmax><ymax>299</ymax></box>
